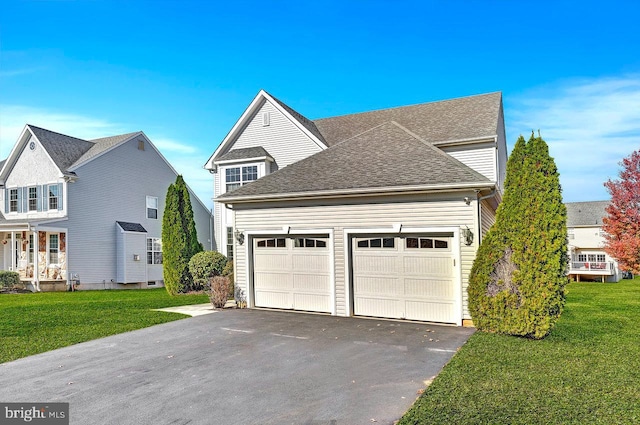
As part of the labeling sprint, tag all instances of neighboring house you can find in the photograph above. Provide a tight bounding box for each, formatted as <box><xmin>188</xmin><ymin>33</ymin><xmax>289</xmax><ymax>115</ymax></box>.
<box><xmin>204</xmin><ymin>90</ymin><xmax>507</xmax><ymax>326</ymax></box>
<box><xmin>566</xmin><ymin>200</ymin><xmax>622</xmax><ymax>283</ymax></box>
<box><xmin>0</xmin><ymin>125</ymin><xmax>214</xmax><ymax>291</ymax></box>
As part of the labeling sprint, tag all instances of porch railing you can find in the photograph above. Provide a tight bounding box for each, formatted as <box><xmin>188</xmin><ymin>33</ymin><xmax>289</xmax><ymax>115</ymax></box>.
<box><xmin>569</xmin><ymin>261</ymin><xmax>615</xmax><ymax>274</ymax></box>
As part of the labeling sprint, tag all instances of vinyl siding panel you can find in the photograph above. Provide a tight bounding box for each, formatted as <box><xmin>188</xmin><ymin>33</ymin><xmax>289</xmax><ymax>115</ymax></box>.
<box><xmin>231</xmin><ymin>100</ymin><xmax>324</xmax><ymax>171</ymax></box>
<box><xmin>441</xmin><ymin>143</ymin><xmax>497</xmax><ymax>182</ymax></box>
<box><xmin>480</xmin><ymin>199</ymin><xmax>496</xmax><ymax>238</ymax></box>
<box><xmin>232</xmin><ymin>192</ymin><xmax>478</xmax><ymax>319</ymax></box>
<box><xmin>63</xmin><ymin>138</ymin><xmax>212</xmax><ymax>287</ymax></box>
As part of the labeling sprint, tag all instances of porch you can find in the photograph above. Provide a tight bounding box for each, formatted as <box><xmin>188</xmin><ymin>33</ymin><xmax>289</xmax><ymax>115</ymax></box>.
<box><xmin>0</xmin><ymin>225</ymin><xmax>68</xmax><ymax>291</ymax></box>
<box><xmin>568</xmin><ymin>261</ymin><xmax>615</xmax><ymax>283</ymax></box>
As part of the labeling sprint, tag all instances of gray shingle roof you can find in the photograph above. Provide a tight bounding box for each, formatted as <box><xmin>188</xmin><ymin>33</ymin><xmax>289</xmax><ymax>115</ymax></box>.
<box><xmin>268</xmin><ymin>92</ymin><xmax>327</xmax><ymax>145</ymax></box>
<box><xmin>216</xmin><ymin>146</ymin><xmax>272</xmax><ymax>162</ymax></box>
<box><xmin>313</xmin><ymin>92</ymin><xmax>502</xmax><ymax>146</ymax></box>
<box><xmin>566</xmin><ymin>201</ymin><xmax>610</xmax><ymax>227</ymax></box>
<box><xmin>28</xmin><ymin>125</ymin><xmax>95</xmax><ymax>174</ymax></box>
<box><xmin>218</xmin><ymin>121</ymin><xmax>490</xmax><ymax>201</ymax></box>
<box><xmin>116</xmin><ymin>221</ymin><xmax>148</xmax><ymax>232</ymax></box>
<box><xmin>22</xmin><ymin>125</ymin><xmax>138</xmax><ymax>174</ymax></box>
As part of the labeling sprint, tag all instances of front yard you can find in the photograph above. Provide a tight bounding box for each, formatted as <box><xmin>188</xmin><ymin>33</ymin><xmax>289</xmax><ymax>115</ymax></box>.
<box><xmin>400</xmin><ymin>279</ymin><xmax>640</xmax><ymax>424</ymax></box>
<box><xmin>0</xmin><ymin>289</ymin><xmax>208</xmax><ymax>364</ymax></box>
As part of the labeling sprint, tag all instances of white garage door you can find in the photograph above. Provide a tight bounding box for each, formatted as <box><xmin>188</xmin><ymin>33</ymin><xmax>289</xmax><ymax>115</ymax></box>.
<box><xmin>352</xmin><ymin>234</ymin><xmax>457</xmax><ymax>323</ymax></box>
<box><xmin>253</xmin><ymin>236</ymin><xmax>332</xmax><ymax>313</ymax></box>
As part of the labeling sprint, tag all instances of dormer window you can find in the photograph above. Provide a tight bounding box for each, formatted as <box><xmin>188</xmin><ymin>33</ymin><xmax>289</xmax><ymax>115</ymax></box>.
<box><xmin>225</xmin><ymin>165</ymin><xmax>258</xmax><ymax>192</ymax></box>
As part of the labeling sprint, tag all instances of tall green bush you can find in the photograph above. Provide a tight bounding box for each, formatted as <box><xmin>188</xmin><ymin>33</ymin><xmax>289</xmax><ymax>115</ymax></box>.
<box><xmin>188</xmin><ymin>251</ymin><xmax>228</xmax><ymax>290</ymax></box>
<box><xmin>468</xmin><ymin>133</ymin><xmax>568</xmax><ymax>339</ymax></box>
<box><xmin>162</xmin><ymin>175</ymin><xmax>203</xmax><ymax>295</ymax></box>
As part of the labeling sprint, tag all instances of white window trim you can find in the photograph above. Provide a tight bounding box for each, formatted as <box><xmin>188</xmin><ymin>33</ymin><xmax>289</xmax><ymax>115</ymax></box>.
<box><xmin>222</xmin><ymin>162</ymin><xmax>264</xmax><ymax>194</ymax></box>
<box><xmin>146</xmin><ymin>196</ymin><xmax>158</xmax><ymax>219</ymax></box>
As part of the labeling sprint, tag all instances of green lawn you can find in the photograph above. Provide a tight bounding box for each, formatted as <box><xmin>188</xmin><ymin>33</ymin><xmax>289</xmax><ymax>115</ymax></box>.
<box><xmin>399</xmin><ymin>279</ymin><xmax>640</xmax><ymax>424</ymax></box>
<box><xmin>0</xmin><ymin>289</ymin><xmax>208</xmax><ymax>364</ymax></box>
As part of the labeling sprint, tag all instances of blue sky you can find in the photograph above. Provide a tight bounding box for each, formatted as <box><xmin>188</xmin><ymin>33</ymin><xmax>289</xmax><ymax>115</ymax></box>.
<box><xmin>1</xmin><ymin>0</ymin><xmax>639</xmax><ymax>207</ymax></box>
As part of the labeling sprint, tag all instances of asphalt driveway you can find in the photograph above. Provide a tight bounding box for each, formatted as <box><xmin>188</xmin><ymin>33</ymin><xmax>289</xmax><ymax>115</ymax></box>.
<box><xmin>0</xmin><ymin>309</ymin><xmax>474</xmax><ymax>425</ymax></box>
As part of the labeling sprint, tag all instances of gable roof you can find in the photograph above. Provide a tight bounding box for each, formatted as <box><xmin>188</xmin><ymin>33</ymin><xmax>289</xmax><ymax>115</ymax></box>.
<box><xmin>313</xmin><ymin>92</ymin><xmax>502</xmax><ymax>146</ymax></box>
<box><xmin>566</xmin><ymin>201</ymin><xmax>610</xmax><ymax>227</ymax></box>
<box><xmin>28</xmin><ymin>125</ymin><xmax>96</xmax><ymax>174</ymax></box>
<box><xmin>215</xmin><ymin>146</ymin><xmax>273</xmax><ymax>163</ymax></box>
<box><xmin>204</xmin><ymin>90</ymin><xmax>329</xmax><ymax>169</ymax></box>
<box><xmin>268</xmin><ymin>92</ymin><xmax>327</xmax><ymax>145</ymax></box>
<box><xmin>218</xmin><ymin>121</ymin><xmax>491</xmax><ymax>202</ymax></box>
<box><xmin>0</xmin><ymin>125</ymin><xmax>141</xmax><ymax>179</ymax></box>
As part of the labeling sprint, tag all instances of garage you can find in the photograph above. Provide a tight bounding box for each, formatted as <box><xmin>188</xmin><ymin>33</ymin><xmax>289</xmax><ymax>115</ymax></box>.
<box><xmin>351</xmin><ymin>234</ymin><xmax>458</xmax><ymax>323</ymax></box>
<box><xmin>253</xmin><ymin>236</ymin><xmax>332</xmax><ymax>313</ymax></box>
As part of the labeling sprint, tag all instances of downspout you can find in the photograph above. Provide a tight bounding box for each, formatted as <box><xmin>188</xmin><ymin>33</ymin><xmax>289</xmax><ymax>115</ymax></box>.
<box><xmin>209</xmin><ymin>208</ymin><xmax>214</xmax><ymax>251</ymax></box>
<box><xmin>477</xmin><ymin>189</ymin><xmax>497</xmax><ymax>245</ymax></box>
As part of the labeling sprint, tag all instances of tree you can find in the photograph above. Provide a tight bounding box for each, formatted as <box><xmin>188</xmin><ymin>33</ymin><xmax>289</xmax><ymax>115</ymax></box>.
<box><xmin>468</xmin><ymin>133</ymin><xmax>568</xmax><ymax>339</ymax></box>
<box><xmin>162</xmin><ymin>175</ymin><xmax>203</xmax><ymax>295</ymax></box>
<box><xmin>602</xmin><ymin>150</ymin><xmax>640</xmax><ymax>274</ymax></box>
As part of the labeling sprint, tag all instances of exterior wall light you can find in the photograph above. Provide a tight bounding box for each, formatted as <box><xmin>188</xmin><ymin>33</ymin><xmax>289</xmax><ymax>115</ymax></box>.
<box><xmin>462</xmin><ymin>226</ymin><xmax>474</xmax><ymax>246</ymax></box>
<box><xmin>234</xmin><ymin>229</ymin><xmax>245</xmax><ymax>245</ymax></box>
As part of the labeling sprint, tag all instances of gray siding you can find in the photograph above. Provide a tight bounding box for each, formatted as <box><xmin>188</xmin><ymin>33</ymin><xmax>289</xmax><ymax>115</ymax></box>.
<box><xmin>496</xmin><ymin>104</ymin><xmax>508</xmax><ymax>188</ymax></box>
<box><xmin>232</xmin><ymin>192</ymin><xmax>479</xmax><ymax>319</ymax></box>
<box><xmin>480</xmin><ymin>199</ymin><xmax>496</xmax><ymax>239</ymax></box>
<box><xmin>60</xmin><ymin>138</ymin><xmax>212</xmax><ymax>286</ymax></box>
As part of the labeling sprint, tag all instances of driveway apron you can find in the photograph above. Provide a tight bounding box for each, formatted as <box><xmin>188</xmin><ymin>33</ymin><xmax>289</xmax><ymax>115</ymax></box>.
<box><xmin>0</xmin><ymin>309</ymin><xmax>474</xmax><ymax>425</ymax></box>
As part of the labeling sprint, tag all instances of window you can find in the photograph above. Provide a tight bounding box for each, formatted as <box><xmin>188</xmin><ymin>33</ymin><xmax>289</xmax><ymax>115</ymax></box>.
<box><xmin>146</xmin><ymin>196</ymin><xmax>158</xmax><ymax>219</ymax></box>
<box><xmin>405</xmin><ymin>237</ymin><xmax>448</xmax><ymax>249</ymax></box>
<box><xmin>9</xmin><ymin>189</ymin><xmax>18</xmax><ymax>213</ymax></box>
<box><xmin>567</xmin><ymin>229</ymin><xmax>575</xmax><ymax>240</ymax></box>
<box><xmin>597</xmin><ymin>254</ymin><xmax>606</xmax><ymax>262</ymax></box>
<box><xmin>48</xmin><ymin>185</ymin><xmax>59</xmax><ymax>210</ymax></box>
<box><xmin>256</xmin><ymin>238</ymin><xmax>286</xmax><ymax>248</ymax></box>
<box><xmin>28</xmin><ymin>234</ymin><xmax>34</xmax><ymax>264</ymax></box>
<box><xmin>226</xmin><ymin>227</ymin><xmax>234</xmax><ymax>261</ymax></box>
<box><xmin>28</xmin><ymin>187</ymin><xmax>37</xmax><ymax>211</ymax></box>
<box><xmin>578</xmin><ymin>254</ymin><xmax>587</xmax><ymax>262</ymax></box>
<box><xmin>225</xmin><ymin>165</ymin><xmax>258</xmax><ymax>192</ymax></box>
<box><xmin>294</xmin><ymin>238</ymin><xmax>327</xmax><ymax>248</ymax></box>
<box><xmin>147</xmin><ymin>238</ymin><xmax>162</xmax><ymax>264</ymax></box>
<box><xmin>49</xmin><ymin>234</ymin><xmax>59</xmax><ymax>264</ymax></box>
<box><xmin>356</xmin><ymin>238</ymin><xmax>395</xmax><ymax>248</ymax></box>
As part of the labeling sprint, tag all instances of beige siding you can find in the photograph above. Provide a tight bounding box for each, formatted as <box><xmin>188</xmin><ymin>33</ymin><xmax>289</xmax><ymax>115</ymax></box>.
<box><xmin>441</xmin><ymin>142</ymin><xmax>497</xmax><ymax>181</ymax></box>
<box><xmin>231</xmin><ymin>100</ymin><xmax>324</xmax><ymax>171</ymax></box>
<box><xmin>232</xmin><ymin>192</ymin><xmax>478</xmax><ymax>320</ymax></box>
<box><xmin>480</xmin><ymin>199</ymin><xmax>496</xmax><ymax>238</ymax></box>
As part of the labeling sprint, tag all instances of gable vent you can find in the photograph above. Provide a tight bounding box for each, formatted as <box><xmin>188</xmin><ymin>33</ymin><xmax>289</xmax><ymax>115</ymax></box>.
<box><xmin>138</xmin><ymin>140</ymin><xmax>145</xmax><ymax>151</ymax></box>
<box><xmin>262</xmin><ymin>112</ymin><xmax>270</xmax><ymax>127</ymax></box>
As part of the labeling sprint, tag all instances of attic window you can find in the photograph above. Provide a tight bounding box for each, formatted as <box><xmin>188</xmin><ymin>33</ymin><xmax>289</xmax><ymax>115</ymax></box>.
<box><xmin>262</xmin><ymin>112</ymin><xmax>270</xmax><ymax>127</ymax></box>
<box><xmin>138</xmin><ymin>140</ymin><xmax>145</xmax><ymax>151</ymax></box>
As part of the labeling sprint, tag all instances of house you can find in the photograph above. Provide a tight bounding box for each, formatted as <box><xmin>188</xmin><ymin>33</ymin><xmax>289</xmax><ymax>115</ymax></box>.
<box><xmin>566</xmin><ymin>200</ymin><xmax>622</xmax><ymax>282</ymax></box>
<box><xmin>204</xmin><ymin>90</ymin><xmax>507</xmax><ymax>325</ymax></box>
<box><xmin>0</xmin><ymin>125</ymin><xmax>214</xmax><ymax>291</ymax></box>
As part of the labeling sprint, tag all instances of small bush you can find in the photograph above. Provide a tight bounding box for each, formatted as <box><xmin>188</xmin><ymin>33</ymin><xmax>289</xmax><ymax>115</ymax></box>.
<box><xmin>209</xmin><ymin>276</ymin><xmax>231</xmax><ymax>308</ymax></box>
<box><xmin>188</xmin><ymin>251</ymin><xmax>227</xmax><ymax>291</ymax></box>
<box><xmin>0</xmin><ymin>271</ymin><xmax>20</xmax><ymax>288</ymax></box>
<box><xmin>222</xmin><ymin>260</ymin><xmax>234</xmax><ymax>299</ymax></box>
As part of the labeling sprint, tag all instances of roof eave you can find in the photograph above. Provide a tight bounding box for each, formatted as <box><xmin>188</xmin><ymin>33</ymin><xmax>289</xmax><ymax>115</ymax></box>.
<box><xmin>218</xmin><ymin>181</ymin><xmax>496</xmax><ymax>204</ymax></box>
<box><xmin>213</xmin><ymin>155</ymin><xmax>275</xmax><ymax>166</ymax></box>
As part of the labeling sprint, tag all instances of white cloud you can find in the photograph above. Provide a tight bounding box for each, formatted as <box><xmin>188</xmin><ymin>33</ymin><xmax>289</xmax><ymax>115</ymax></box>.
<box><xmin>0</xmin><ymin>105</ymin><xmax>213</xmax><ymax>208</ymax></box>
<box><xmin>506</xmin><ymin>75</ymin><xmax>640</xmax><ymax>203</ymax></box>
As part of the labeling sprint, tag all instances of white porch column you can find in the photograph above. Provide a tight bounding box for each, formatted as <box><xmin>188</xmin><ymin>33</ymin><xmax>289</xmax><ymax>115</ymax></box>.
<box><xmin>10</xmin><ymin>232</ymin><xmax>15</xmax><ymax>271</ymax></box>
<box><xmin>33</xmin><ymin>230</ymin><xmax>40</xmax><ymax>291</ymax></box>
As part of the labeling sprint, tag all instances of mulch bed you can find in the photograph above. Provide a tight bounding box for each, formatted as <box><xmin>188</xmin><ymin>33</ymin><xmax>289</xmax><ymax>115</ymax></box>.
<box><xmin>0</xmin><ymin>287</ymin><xmax>33</xmax><ymax>294</ymax></box>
